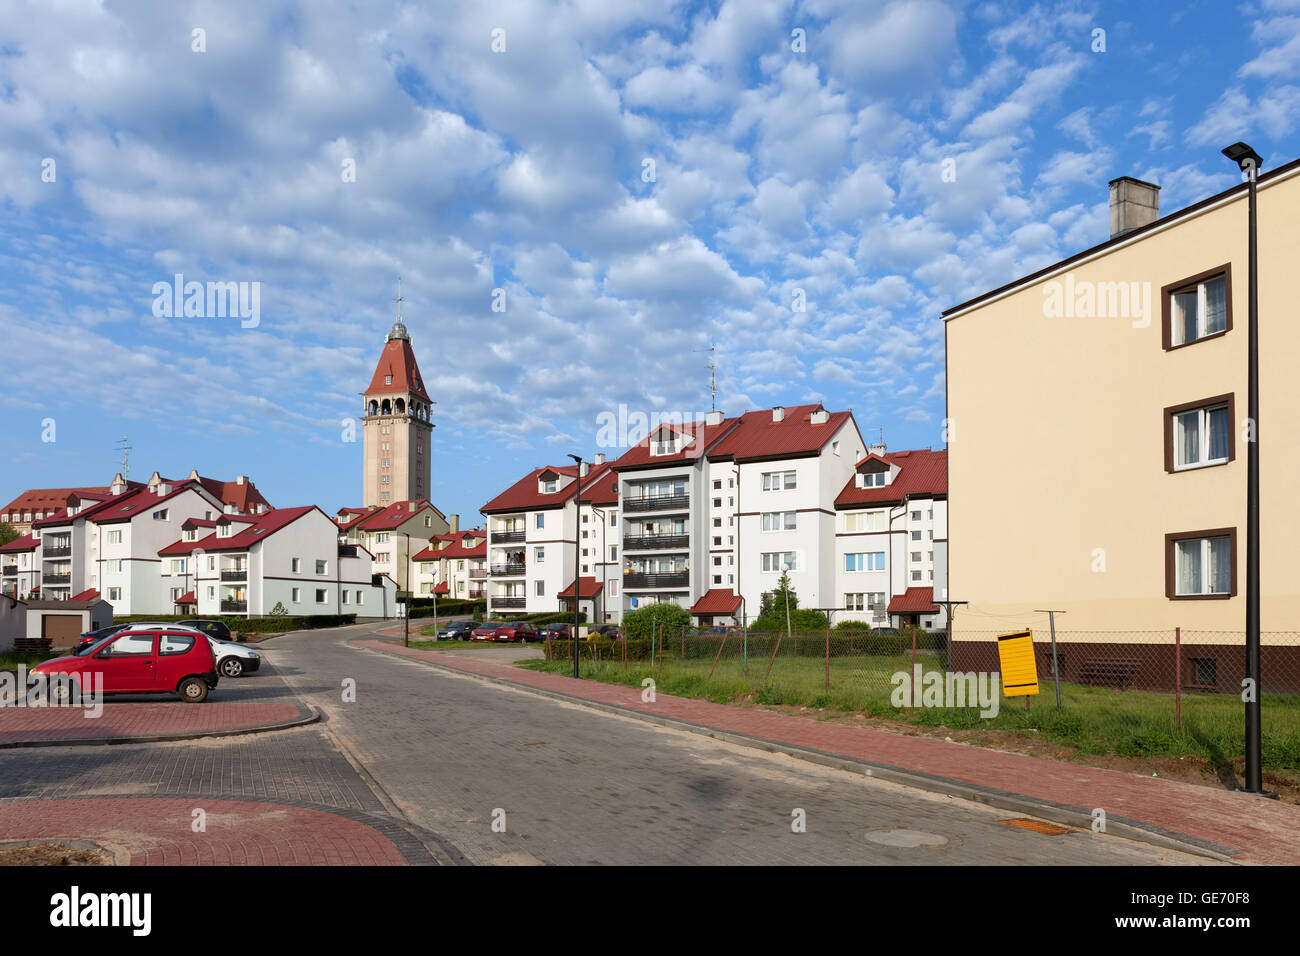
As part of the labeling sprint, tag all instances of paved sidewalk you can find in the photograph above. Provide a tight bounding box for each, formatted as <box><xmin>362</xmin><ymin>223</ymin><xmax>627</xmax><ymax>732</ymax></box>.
<box><xmin>0</xmin><ymin>700</ymin><xmax>316</xmax><ymax>747</ymax></box>
<box><xmin>359</xmin><ymin>637</ymin><xmax>1300</xmax><ymax>865</ymax></box>
<box><xmin>0</xmin><ymin>796</ymin><xmax>431</xmax><ymax>865</ymax></box>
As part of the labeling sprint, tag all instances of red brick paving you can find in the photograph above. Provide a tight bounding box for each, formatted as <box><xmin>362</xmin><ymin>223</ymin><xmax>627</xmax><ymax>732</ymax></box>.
<box><xmin>360</xmin><ymin>638</ymin><xmax>1300</xmax><ymax>865</ymax></box>
<box><xmin>0</xmin><ymin>701</ymin><xmax>307</xmax><ymax>745</ymax></box>
<box><xmin>0</xmin><ymin>798</ymin><xmax>408</xmax><ymax>865</ymax></box>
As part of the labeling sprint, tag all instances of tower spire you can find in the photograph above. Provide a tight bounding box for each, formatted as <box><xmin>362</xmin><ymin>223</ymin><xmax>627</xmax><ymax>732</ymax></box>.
<box><xmin>387</xmin><ymin>276</ymin><xmax>410</xmax><ymax>342</ymax></box>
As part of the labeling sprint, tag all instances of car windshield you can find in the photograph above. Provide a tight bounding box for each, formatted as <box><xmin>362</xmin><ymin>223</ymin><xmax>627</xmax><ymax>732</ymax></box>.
<box><xmin>73</xmin><ymin>633</ymin><xmax>119</xmax><ymax>656</ymax></box>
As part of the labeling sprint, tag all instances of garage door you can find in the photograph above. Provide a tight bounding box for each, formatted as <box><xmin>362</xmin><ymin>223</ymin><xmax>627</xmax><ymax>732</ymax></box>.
<box><xmin>40</xmin><ymin>614</ymin><xmax>83</xmax><ymax>644</ymax></box>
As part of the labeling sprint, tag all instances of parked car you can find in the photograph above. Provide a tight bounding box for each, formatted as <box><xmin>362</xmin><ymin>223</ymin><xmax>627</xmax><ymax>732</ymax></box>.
<box><xmin>496</xmin><ymin>622</ymin><xmax>540</xmax><ymax>643</ymax></box>
<box><xmin>188</xmin><ymin>619</ymin><xmax>235</xmax><ymax>641</ymax></box>
<box><xmin>33</xmin><ymin>627</ymin><xmax>219</xmax><ymax>703</ymax></box>
<box><xmin>471</xmin><ymin>622</ymin><xmax>509</xmax><ymax>642</ymax></box>
<box><xmin>77</xmin><ymin>621</ymin><xmax>188</xmax><ymax>651</ymax></box>
<box><xmin>872</xmin><ymin>627</ymin><xmax>902</xmax><ymax>637</ymax></box>
<box><xmin>210</xmin><ymin>638</ymin><xmax>260</xmax><ymax>677</ymax></box>
<box><xmin>542</xmin><ymin>622</ymin><xmax>572</xmax><ymax>641</ymax></box>
<box><xmin>589</xmin><ymin>624</ymin><xmax>620</xmax><ymax>639</ymax></box>
<box><xmin>436</xmin><ymin>621</ymin><xmax>476</xmax><ymax>641</ymax></box>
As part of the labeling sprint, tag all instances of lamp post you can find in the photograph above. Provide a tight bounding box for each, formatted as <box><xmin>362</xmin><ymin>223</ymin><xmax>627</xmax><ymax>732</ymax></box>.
<box><xmin>1221</xmin><ymin>141</ymin><xmax>1263</xmax><ymax>794</ymax></box>
<box><xmin>402</xmin><ymin>531</ymin><xmax>410</xmax><ymax>648</ymax></box>
<box><xmin>567</xmin><ymin>454</ymin><xmax>584</xmax><ymax>679</ymax></box>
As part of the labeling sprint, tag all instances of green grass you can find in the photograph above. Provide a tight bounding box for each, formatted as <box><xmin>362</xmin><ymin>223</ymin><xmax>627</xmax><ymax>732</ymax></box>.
<box><xmin>520</xmin><ymin>647</ymin><xmax>1300</xmax><ymax>770</ymax></box>
<box><xmin>409</xmin><ymin>639</ymin><xmax>492</xmax><ymax>650</ymax></box>
<box><xmin>0</xmin><ymin>650</ymin><xmax>58</xmax><ymax>670</ymax></box>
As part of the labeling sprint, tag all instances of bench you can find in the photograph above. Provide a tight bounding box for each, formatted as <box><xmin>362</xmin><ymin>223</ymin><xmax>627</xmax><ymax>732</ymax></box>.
<box><xmin>13</xmin><ymin>637</ymin><xmax>53</xmax><ymax>656</ymax></box>
<box><xmin>1079</xmin><ymin>657</ymin><xmax>1140</xmax><ymax>689</ymax></box>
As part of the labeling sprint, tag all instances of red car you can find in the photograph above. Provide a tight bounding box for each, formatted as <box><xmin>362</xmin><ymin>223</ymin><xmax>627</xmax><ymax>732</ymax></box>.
<box><xmin>32</xmin><ymin>626</ymin><xmax>220</xmax><ymax>703</ymax></box>
<box><xmin>471</xmin><ymin>621</ymin><xmax>540</xmax><ymax>643</ymax></box>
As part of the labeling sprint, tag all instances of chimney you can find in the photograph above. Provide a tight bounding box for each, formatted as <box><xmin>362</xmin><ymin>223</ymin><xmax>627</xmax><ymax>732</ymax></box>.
<box><xmin>771</xmin><ymin>406</ymin><xmax>785</xmax><ymax>422</ymax></box>
<box><xmin>579</xmin><ymin>461</ymin><xmax>590</xmax><ymax>478</ymax></box>
<box><xmin>810</xmin><ymin>409</ymin><xmax>829</xmax><ymax>425</ymax></box>
<box><xmin>705</xmin><ymin>410</ymin><xmax>723</xmax><ymax>426</ymax></box>
<box><xmin>449</xmin><ymin>514</ymin><xmax>460</xmax><ymax>532</ymax></box>
<box><xmin>869</xmin><ymin>441</ymin><xmax>887</xmax><ymax>456</ymax></box>
<box><xmin>593</xmin><ymin>453</ymin><xmax>606</xmax><ymax>465</ymax></box>
<box><xmin>236</xmin><ymin>475</ymin><xmax>246</xmax><ymax>485</ymax></box>
<box><xmin>1108</xmin><ymin>176</ymin><xmax>1160</xmax><ymax>238</ymax></box>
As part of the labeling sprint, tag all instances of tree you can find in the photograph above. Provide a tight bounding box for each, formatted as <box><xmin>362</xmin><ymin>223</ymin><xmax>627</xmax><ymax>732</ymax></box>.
<box><xmin>621</xmin><ymin>602</ymin><xmax>691</xmax><ymax>640</ymax></box>
<box><xmin>752</xmin><ymin>573</ymin><xmax>825</xmax><ymax>632</ymax></box>
<box><xmin>0</xmin><ymin>522</ymin><xmax>18</xmax><ymax>547</ymax></box>
<box><xmin>269</xmin><ymin>601</ymin><xmax>288</xmax><ymax>616</ymax></box>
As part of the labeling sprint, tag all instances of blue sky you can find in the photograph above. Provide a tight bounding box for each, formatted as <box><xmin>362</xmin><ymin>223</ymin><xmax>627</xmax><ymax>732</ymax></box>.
<box><xmin>2</xmin><ymin>0</ymin><xmax>1298</xmax><ymax>524</ymax></box>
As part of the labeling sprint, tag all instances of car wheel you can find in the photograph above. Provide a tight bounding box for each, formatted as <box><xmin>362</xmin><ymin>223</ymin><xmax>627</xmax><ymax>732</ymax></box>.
<box><xmin>219</xmin><ymin>656</ymin><xmax>244</xmax><ymax>678</ymax></box>
<box><xmin>51</xmin><ymin>677</ymin><xmax>81</xmax><ymax>706</ymax></box>
<box><xmin>178</xmin><ymin>677</ymin><xmax>209</xmax><ymax>703</ymax></box>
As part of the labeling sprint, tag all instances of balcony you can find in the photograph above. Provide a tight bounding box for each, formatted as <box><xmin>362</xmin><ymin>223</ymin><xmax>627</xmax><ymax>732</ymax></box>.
<box><xmin>468</xmin><ymin>590</ymin><xmax>486</xmax><ymax>600</ymax></box>
<box><xmin>220</xmin><ymin>569</ymin><xmax>248</xmax><ymax>582</ymax></box>
<box><xmin>490</xmin><ymin>563</ymin><xmax>526</xmax><ymax>576</ymax></box>
<box><xmin>622</xmin><ymin>571</ymin><xmax>690</xmax><ymax>589</ymax></box>
<box><xmin>2</xmin><ymin>565</ymin><xmax>16</xmax><ymax>576</ymax></box>
<box><xmin>43</xmin><ymin>573</ymin><xmax>71</xmax><ymax>585</ymax></box>
<box><xmin>469</xmin><ymin>568</ymin><xmax>488</xmax><ymax>579</ymax></box>
<box><xmin>492</xmin><ymin>596</ymin><xmax>526</xmax><ymax>609</ymax></box>
<box><xmin>221</xmin><ymin>599</ymin><xmax>247</xmax><ymax>613</ymax></box>
<box><xmin>623</xmin><ymin>534</ymin><xmax>689</xmax><ymax>551</ymax></box>
<box><xmin>623</xmin><ymin>494</ymin><xmax>689</xmax><ymax>513</ymax></box>
<box><xmin>43</xmin><ymin>546</ymin><xmax>72</xmax><ymax>558</ymax></box>
<box><xmin>492</xmin><ymin>530</ymin><xmax>526</xmax><ymax>544</ymax></box>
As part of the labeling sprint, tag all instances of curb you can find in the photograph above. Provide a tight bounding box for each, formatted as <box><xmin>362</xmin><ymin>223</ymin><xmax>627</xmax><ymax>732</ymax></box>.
<box><xmin>358</xmin><ymin>639</ymin><xmax>1239</xmax><ymax>863</ymax></box>
<box><xmin>0</xmin><ymin>702</ymin><xmax>320</xmax><ymax>750</ymax></box>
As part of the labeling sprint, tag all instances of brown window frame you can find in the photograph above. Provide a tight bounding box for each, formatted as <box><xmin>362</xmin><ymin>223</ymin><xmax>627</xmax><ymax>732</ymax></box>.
<box><xmin>1162</xmin><ymin>393</ymin><xmax>1235</xmax><ymax>473</ymax></box>
<box><xmin>1161</xmin><ymin>264</ymin><xmax>1232</xmax><ymax>351</ymax></box>
<box><xmin>1164</xmin><ymin>527</ymin><xmax>1237</xmax><ymax>600</ymax></box>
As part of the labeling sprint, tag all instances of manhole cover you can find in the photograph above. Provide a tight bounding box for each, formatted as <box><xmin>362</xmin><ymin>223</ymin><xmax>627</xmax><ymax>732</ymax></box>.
<box><xmin>1000</xmin><ymin>818</ymin><xmax>1075</xmax><ymax>835</ymax></box>
<box><xmin>865</xmin><ymin>829</ymin><xmax>949</xmax><ymax>848</ymax></box>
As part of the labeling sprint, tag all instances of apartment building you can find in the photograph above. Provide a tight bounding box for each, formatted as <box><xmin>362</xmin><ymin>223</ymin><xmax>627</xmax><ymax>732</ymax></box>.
<box><xmin>0</xmin><ymin>534</ymin><xmax>39</xmax><ymax>599</ymax></box>
<box><xmin>412</xmin><ymin>530</ymin><xmax>487</xmax><ymax>601</ymax></box>
<box><xmin>480</xmin><ymin>457</ymin><xmax>618</xmax><ymax>619</ymax></box>
<box><xmin>943</xmin><ymin>160</ymin><xmax>1300</xmax><ymax>685</ymax></box>
<box><xmin>337</xmin><ymin>499</ymin><xmax>450</xmax><ymax>594</ymax></box>
<box><xmin>833</xmin><ymin>448</ymin><xmax>948</xmax><ymax>629</ymax></box>
<box><xmin>160</xmin><ymin>506</ymin><xmax>397</xmax><ymax>617</ymax></box>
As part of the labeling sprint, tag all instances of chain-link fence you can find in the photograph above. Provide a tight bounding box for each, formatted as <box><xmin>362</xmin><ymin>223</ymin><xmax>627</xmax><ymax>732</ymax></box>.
<box><xmin>540</xmin><ymin>625</ymin><xmax>1300</xmax><ymax>772</ymax></box>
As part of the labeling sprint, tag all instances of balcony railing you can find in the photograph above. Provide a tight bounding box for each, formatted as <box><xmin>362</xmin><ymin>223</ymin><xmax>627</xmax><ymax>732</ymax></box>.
<box><xmin>220</xmin><ymin>600</ymin><xmax>247</xmax><ymax>613</ymax></box>
<box><xmin>623</xmin><ymin>534</ymin><xmax>689</xmax><ymax>551</ymax></box>
<box><xmin>43</xmin><ymin>573</ymin><xmax>71</xmax><ymax>585</ymax></box>
<box><xmin>623</xmin><ymin>494</ymin><xmax>689</xmax><ymax>513</ymax></box>
<box><xmin>491</xmin><ymin>596</ymin><xmax>526</xmax><ymax>608</ymax></box>
<box><xmin>469</xmin><ymin>568</ymin><xmax>488</xmax><ymax>579</ymax></box>
<box><xmin>468</xmin><ymin>590</ymin><xmax>487</xmax><ymax>600</ymax></box>
<box><xmin>43</xmin><ymin>546</ymin><xmax>72</xmax><ymax>558</ymax></box>
<box><xmin>2</xmin><ymin>565</ymin><xmax>16</xmax><ymax>576</ymax></box>
<box><xmin>490</xmin><ymin>563</ymin><xmax>526</xmax><ymax>576</ymax></box>
<box><xmin>220</xmin><ymin>569</ymin><xmax>247</xmax><ymax>581</ymax></box>
<box><xmin>622</xmin><ymin>571</ymin><xmax>690</xmax><ymax>589</ymax></box>
<box><xmin>492</xmin><ymin>529</ymin><xmax>526</xmax><ymax>543</ymax></box>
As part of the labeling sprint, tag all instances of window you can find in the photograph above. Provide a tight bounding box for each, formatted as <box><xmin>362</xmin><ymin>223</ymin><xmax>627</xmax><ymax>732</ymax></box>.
<box><xmin>356</xmin><ymin>591</ymin><xmax>364</xmax><ymax>605</ymax></box>
<box><xmin>376</xmin><ymin>532</ymin><xmax>389</xmax><ymax>543</ymax></box>
<box><xmin>535</xmin><ymin>547</ymin><xmax>545</xmax><ymax>563</ymax></box>
<box><xmin>1165</xmin><ymin>395</ymin><xmax>1234</xmax><ymax>471</ymax></box>
<box><xmin>152</xmin><ymin>509</ymin><xmax>168</xmax><ymax>520</ymax></box>
<box><xmin>609</xmin><ymin>546</ymin><xmax>617</xmax><ymax>561</ymax></box>
<box><xmin>172</xmin><ymin>559</ymin><xmax>185</xmax><ymax>573</ymax></box>
<box><xmin>761</xmin><ymin>552</ymin><xmax>796</xmax><ymax>572</ymax></box>
<box><xmin>1190</xmin><ymin>657</ymin><xmax>1218</xmax><ymax>688</ymax></box>
<box><xmin>911</xmin><ymin>531</ymin><xmax>921</xmax><ymax>541</ymax></box>
<box><xmin>844</xmin><ymin>552</ymin><xmax>886</xmax><ymax>572</ymax></box>
<box><xmin>208</xmin><ymin>586</ymin><xmax>216</xmax><ymax>599</ymax></box>
<box><xmin>380</xmin><ymin>476</ymin><xmax>391</xmax><ymax>485</ymax></box>
<box><xmin>762</xmin><ymin>471</ymin><xmax>797</xmax><ymax>491</ymax></box>
<box><xmin>714</xmin><ymin>574</ymin><xmax>722</xmax><ymax>584</ymax></box>
<box><xmin>762</xmin><ymin>512</ymin><xmax>797</xmax><ymax>531</ymax></box>
<box><xmin>713</xmin><ymin>518</ymin><xmax>721</xmax><ymax>528</ymax></box>
<box><xmin>316</xmin><ymin>560</ymin><xmax>327</xmax><ymax>575</ymax></box>
<box><xmin>1163</xmin><ymin>267</ymin><xmax>1230</xmax><ymax>349</ymax></box>
<box><xmin>845</xmin><ymin>593</ymin><xmax>866</xmax><ymax>611</ymax></box>
<box><xmin>107</xmin><ymin>530</ymin><xmax>122</xmax><ymax>545</ymax></box>
<box><xmin>609</xmin><ymin>581</ymin><xmax>618</xmax><ymax>597</ymax></box>
<box><xmin>844</xmin><ymin>511</ymin><xmax>886</xmax><ymax>532</ymax></box>
<box><xmin>861</xmin><ymin>472</ymin><xmax>886</xmax><ymax>487</ymax></box>
<box><xmin>713</xmin><ymin>498</ymin><xmax>721</xmax><ymax>508</ymax></box>
<box><xmin>713</xmin><ymin>556</ymin><xmax>722</xmax><ymax>566</ymax></box>
<box><xmin>911</xmin><ymin>571</ymin><xmax>922</xmax><ymax>581</ymax></box>
<box><xmin>381</xmin><ymin>458</ymin><xmax>391</xmax><ymax>467</ymax></box>
<box><xmin>159</xmin><ymin>633</ymin><xmax>195</xmax><ymax>655</ymax></box>
<box><xmin>536</xmin><ymin>514</ymin><xmax>545</xmax><ymax>529</ymax></box>
<box><xmin>292</xmin><ymin>587</ymin><xmax>301</xmax><ymax>603</ymax></box>
<box><xmin>911</xmin><ymin>552</ymin><xmax>921</xmax><ymax>562</ymax></box>
<box><xmin>911</xmin><ymin>511</ymin><xmax>921</xmax><ymax>521</ymax></box>
<box><xmin>108</xmin><ymin>587</ymin><xmax>121</xmax><ymax>601</ymax></box>
<box><xmin>833</xmin><ymin>440</ymin><xmax>840</xmax><ymax>456</ymax></box>
<box><xmin>315</xmin><ymin>588</ymin><xmax>327</xmax><ymax>603</ymax></box>
<box><xmin>1166</xmin><ymin>529</ymin><xmax>1235</xmax><ymax>598</ymax></box>
<box><xmin>291</xmin><ymin>557</ymin><xmax>301</xmax><ymax>574</ymax></box>
<box><xmin>543</xmin><ymin>480</ymin><xmax>557</xmax><ymax>493</ymax></box>
<box><xmin>713</xmin><ymin>480</ymin><xmax>721</xmax><ymax>489</ymax></box>
<box><xmin>385</xmin><ymin>374</ymin><xmax>392</xmax><ymax>384</ymax></box>
<box><xmin>610</xmin><ymin>512</ymin><xmax>617</xmax><ymax>526</ymax></box>
<box><xmin>536</xmin><ymin>580</ymin><xmax>545</xmax><ymax>596</ymax></box>
<box><xmin>109</xmin><ymin>633</ymin><xmax>154</xmax><ymax>656</ymax></box>
<box><xmin>207</xmin><ymin>556</ymin><xmax>215</xmax><ymax>570</ymax></box>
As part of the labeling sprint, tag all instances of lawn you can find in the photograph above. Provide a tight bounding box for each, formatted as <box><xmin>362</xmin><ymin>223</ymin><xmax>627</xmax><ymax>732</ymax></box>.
<box><xmin>521</xmin><ymin>646</ymin><xmax>1300</xmax><ymax>769</ymax></box>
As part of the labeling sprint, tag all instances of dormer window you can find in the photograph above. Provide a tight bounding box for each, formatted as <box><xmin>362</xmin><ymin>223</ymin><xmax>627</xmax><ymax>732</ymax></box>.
<box><xmin>385</xmin><ymin>374</ymin><xmax>392</xmax><ymax>385</ymax></box>
<box><xmin>544</xmin><ymin>480</ymin><xmax>557</xmax><ymax>493</ymax></box>
<box><xmin>860</xmin><ymin>472</ymin><xmax>887</xmax><ymax>488</ymax></box>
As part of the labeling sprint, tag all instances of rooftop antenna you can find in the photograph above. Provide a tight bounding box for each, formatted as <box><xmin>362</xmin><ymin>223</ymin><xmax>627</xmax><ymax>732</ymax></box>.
<box><xmin>116</xmin><ymin>437</ymin><xmax>132</xmax><ymax>479</ymax></box>
<box><xmin>693</xmin><ymin>342</ymin><xmax>717</xmax><ymax>411</ymax></box>
<box><xmin>871</xmin><ymin>427</ymin><xmax>884</xmax><ymax>449</ymax></box>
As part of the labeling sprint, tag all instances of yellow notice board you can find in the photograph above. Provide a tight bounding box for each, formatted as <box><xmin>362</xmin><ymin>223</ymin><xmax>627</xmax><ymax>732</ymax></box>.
<box><xmin>997</xmin><ymin>630</ymin><xmax>1040</xmax><ymax>696</ymax></box>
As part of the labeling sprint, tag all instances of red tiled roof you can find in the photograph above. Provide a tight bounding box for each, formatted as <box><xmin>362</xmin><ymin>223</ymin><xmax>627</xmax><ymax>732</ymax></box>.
<box><xmin>584</xmin><ymin>466</ymin><xmax>619</xmax><ymax>507</ymax></box>
<box><xmin>558</xmin><ymin>576</ymin><xmax>603</xmax><ymax>599</ymax></box>
<box><xmin>705</xmin><ymin>404</ymin><xmax>856</xmax><ymax>462</ymax></box>
<box><xmin>888</xmin><ymin>587</ymin><xmax>941</xmax><ymax>614</ymax></box>
<box><xmin>433</xmin><ymin>581</ymin><xmax>449</xmax><ymax>594</ymax></box>
<box><xmin>190</xmin><ymin>474</ymin><xmax>272</xmax><ymax>514</ymax></box>
<box><xmin>158</xmin><ymin>506</ymin><xmax>320</xmax><ymax>554</ymax></box>
<box><xmin>609</xmin><ymin>418</ymin><xmax>740</xmax><ymax>470</ymax></box>
<box><xmin>835</xmin><ymin>449</ymin><xmax>947</xmax><ymax>508</ymax></box>
<box><xmin>70</xmin><ymin>588</ymin><xmax>100</xmax><ymax>602</ymax></box>
<box><xmin>365</xmin><ymin>338</ymin><xmax>431</xmax><ymax>402</ymax></box>
<box><xmin>1</xmin><ymin>484</ymin><xmax>141</xmax><ymax>520</ymax></box>
<box><xmin>175</xmin><ymin>591</ymin><xmax>197</xmax><ymax>605</ymax></box>
<box><xmin>35</xmin><ymin>482</ymin><xmax>205</xmax><ymax>528</ymax></box>
<box><xmin>690</xmin><ymin>589</ymin><xmax>742</xmax><ymax>615</ymax></box>
<box><xmin>350</xmin><ymin>499</ymin><xmax>446</xmax><ymax>532</ymax></box>
<box><xmin>0</xmin><ymin>533</ymin><xmax>37</xmax><ymax>553</ymax></box>
<box><xmin>481</xmin><ymin>463</ymin><xmax>613</xmax><ymax>514</ymax></box>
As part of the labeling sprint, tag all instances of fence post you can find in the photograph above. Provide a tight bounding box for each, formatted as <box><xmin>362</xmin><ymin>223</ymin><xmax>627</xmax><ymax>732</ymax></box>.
<box><xmin>825</xmin><ymin>623</ymin><xmax>830</xmax><ymax>693</ymax></box>
<box><xmin>764</xmin><ymin>631</ymin><xmax>784</xmax><ymax>683</ymax></box>
<box><xmin>708</xmin><ymin>630</ymin><xmax>729</xmax><ymax>680</ymax></box>
<box><xmin>681</xmin><ymin>624</ymin><xmax>685</xmax><ymax>661</ymax></box>
<box><xmin>1175</xmin><ymin>626</ymin><xmax>1182</xmax><ymax>731</ymax></box>
<box><xmin>911</xmin><ymin>627</ymin><xmax>917</xmax><ymax>707</ymax></box>
<box><xmin>658</xmin><ymin>622</ymin><xmax>664</xmax><ymax>673</ymax></box>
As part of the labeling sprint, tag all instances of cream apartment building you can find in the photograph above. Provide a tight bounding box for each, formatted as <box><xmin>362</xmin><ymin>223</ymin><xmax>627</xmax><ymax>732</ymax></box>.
<box><xmin>944</xmin><ymin>161</ymin><xmax>1300</xmax><ymax>689</ymax></box>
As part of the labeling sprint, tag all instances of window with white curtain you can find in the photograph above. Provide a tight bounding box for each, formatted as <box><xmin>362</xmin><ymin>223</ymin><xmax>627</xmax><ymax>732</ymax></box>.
<box><xmin>1173</xmin><ymin>402</ymin><xmax>1231</xmax><ymax>469</ymax></box>
<box><xmin>1173</xmin><ymin>534</ymin><xmax>1232</xmax><ymax>596</ymax></box>
<box><xmin>1171</xmin><ymin>273</ymin><xmax>1228</xmax><ymax>346</ymax></box>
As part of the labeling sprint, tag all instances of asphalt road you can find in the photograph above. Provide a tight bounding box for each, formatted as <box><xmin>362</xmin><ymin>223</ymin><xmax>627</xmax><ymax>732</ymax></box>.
<box><xmin>261</xmin><ymin>624</ymin><xmax>1213</xmax><ymax>866</ymax></box>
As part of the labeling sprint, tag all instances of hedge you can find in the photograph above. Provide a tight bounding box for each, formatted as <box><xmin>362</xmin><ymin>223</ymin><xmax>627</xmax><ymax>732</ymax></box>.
<box><xmin>113</xmin><ymin>613</ymin><xmax>357</xmax><ymax>633</ymax></box>
<box><xmin>408</xmin><ymin>598</ymin><xmax>485</xmax><ymax>619</ymax></box>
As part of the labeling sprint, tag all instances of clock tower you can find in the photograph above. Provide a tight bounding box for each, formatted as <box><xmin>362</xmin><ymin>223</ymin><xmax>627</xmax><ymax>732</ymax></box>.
<box><xmin>361</xmin><ymin>282</ymin><xmax>434</xmax><ymax>506</ymax></box>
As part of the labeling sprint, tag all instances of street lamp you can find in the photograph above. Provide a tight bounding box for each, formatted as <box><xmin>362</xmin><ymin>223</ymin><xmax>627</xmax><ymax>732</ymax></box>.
<box><xmin>567</xmin><ymin>453</ymin><xmax>584</xmax><ymax>679</ymax></box>
<box><xmin>402</xmin><ymin>531</ymin><xmax>410</xmax><ymax>648</ymax></box>
<box><xmin>1221</xmin><ymin>141</ymin><xmax>1263</xmax><ymax>794</ymax></box>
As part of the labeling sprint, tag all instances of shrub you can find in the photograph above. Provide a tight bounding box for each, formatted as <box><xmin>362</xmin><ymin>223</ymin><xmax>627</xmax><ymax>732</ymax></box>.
<box><xmin>621</xmin><ymin>603</ymin><xmax>691</xmax><ymax>640</ymax></box>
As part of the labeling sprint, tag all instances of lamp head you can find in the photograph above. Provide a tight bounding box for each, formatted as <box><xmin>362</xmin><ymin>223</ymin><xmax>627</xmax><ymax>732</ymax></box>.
<box><xmin>1222</xmin><ymin>141</ymin><xmax>1263</xmax><ymax>177</ymax></box>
